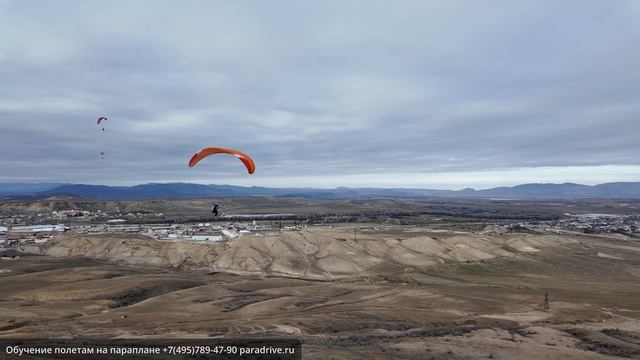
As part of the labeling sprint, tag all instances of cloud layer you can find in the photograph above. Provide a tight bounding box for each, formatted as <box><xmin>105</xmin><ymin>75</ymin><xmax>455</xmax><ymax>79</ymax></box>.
<box><xmin>1</xmin><ymin>0</ymin><xmax>639</xmax><ymax>188</ymax></box>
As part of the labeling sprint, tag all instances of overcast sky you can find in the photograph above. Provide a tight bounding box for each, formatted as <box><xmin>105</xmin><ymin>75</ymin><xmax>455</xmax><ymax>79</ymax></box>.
<box><xmin>1</xmin><ymin>0</ymin><xmax>639</xmax><ymax>189</ymax></box>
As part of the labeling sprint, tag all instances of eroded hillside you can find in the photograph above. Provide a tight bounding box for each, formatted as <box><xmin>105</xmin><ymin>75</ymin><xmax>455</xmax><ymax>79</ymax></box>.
<box><xmin>19</xmin><ymin>227</ymin><xmax>604</xmax><ymax>281</ymax></box>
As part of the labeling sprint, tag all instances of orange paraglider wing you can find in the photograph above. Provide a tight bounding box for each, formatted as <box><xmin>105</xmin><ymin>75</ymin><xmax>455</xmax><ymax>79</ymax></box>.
<box><xmin>188</xmin><ymin>147</ymin><xmax>256</xmax><ymax>174</ymax></box>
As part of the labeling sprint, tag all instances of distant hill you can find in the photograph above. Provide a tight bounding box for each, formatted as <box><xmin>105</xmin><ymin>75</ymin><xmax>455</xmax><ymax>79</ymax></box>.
<box><xmin>0</xmin><ymin>182</ymin><xmax>63</xmax><ymax>195</ymax></box>
<box><xmin>469</xmin><ymin>182</ymin><xmax>640</xmax><ymax>199</ymax></box>
<box><xmin>2</xmin><ymin>181</ymin><xmax>634</xmax><ymax>200</ymax></box>
<box><xmin>35</xmin><ymin>183</ymin><xmax>309</xmax><ymax>199</ymax></box>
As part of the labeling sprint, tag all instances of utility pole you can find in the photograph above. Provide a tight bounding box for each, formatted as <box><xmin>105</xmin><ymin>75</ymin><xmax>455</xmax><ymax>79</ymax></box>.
<box><xmin>354</xmin><ymin>227</ymin><xmax>357</xmax><ymax>241</ymax></box>
<box><xmin>543</xmin><ymin>291</ymin><xmax>550</xmax><ymax>310</ymax></box>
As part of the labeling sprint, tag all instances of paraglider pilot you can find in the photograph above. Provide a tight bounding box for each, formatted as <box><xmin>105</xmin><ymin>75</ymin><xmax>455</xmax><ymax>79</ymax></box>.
<box><xmin>211</xmin><ymin>203</ymin><xmax>219</xmax><ymax>216</ymax></box>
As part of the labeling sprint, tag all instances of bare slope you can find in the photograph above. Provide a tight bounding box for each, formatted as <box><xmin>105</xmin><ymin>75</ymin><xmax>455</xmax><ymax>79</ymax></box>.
<box><xmin>3</xmin><ymin>227</ymin><xmax>640</xmax><ymax>359</ymax></box>
<box><xmin>22</xmin><ymin>228</ymin><xmax>581</xmax><ymax>280</ymax></box>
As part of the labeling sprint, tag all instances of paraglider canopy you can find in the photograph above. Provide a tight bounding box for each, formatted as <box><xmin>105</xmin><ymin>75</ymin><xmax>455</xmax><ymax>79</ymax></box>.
<box><xmin>188</xmin><ymin>147</ymin><xmax>255</xmax><ymax>174</ymax></box>
<box><xmin>97</xmin><ymin>116</ymin><xmax>107</xmax><ymax>124</ymax></box>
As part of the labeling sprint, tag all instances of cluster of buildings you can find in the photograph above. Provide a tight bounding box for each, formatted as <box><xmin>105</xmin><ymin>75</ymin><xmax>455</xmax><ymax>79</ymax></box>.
<box><xmin>0</xmin><ymin>208</ymin><xmax>169</xmax><ymax>224</ymax></box>
<box><xmin>51</xmin><ymin>209</ymin><xmax>166</xmax><ymax>221</ymax></box>
<box><xmin>558</xmin><ymin>213</ymin><xmax>639</xmax><ymax>235</ymax></box>
<box><xmin>2</xmin><ymin>205</ymin><xmax>638</xmax><ymax>252</ymax></box>
<box><xmin>1</xmin><ymin>217</ymin><xmax>303</xmax><ymax>248</ymax></box>
<box><xmin>508</xmin><ymin>213</ymin><xmax>640</xmax><ymax>237</ymax></box>
<box><xmin>0</xmin><ymin>223</ymin><xmax>68</xmax><ymax>247</ymax></box>
<box><xmin>73</xmin><ymin>219</ymin><xmax>293</xmax><ymax>242</ymax></box>
<box><xmin>0</xmin><ymin>213</ymin><xmax>49</xmax><ymax>225</ymax></box>
<box><xmin>0</xmin><ymin>202</ymin><xmax>310</xmax><ymax>250</ymax></box>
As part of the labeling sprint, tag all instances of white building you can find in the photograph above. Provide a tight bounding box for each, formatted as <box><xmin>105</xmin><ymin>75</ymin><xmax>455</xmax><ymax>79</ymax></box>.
<box><xmin>0</xmin><ymin>226</ymin><xmax>8</xmax><ymax>233</ymax></box>
<box><xmin>191</xmin><ymin>234</ymin><xmax>223</xmax><ymax>242</ymax></box>
<box><xmin>105</xmin><ymin>225</ymin><xmax>140</xmax><ymax>233</ymax></box>
<box><xmin>10</xmin><ymin>224</ymin><xmax>67</xmax><ymax>233</ymax></box>
<box><xmin>106</xmin><ymin>219</ymin><xmax>126</xmax><ymax>224</ymax></box>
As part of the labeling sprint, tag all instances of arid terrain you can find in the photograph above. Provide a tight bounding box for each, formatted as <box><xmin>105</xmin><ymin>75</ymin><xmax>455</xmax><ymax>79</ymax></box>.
<box><xmin>1</xmin><ymin>198</ymin><xmax>640</xmax><ymax>359</ymax></box>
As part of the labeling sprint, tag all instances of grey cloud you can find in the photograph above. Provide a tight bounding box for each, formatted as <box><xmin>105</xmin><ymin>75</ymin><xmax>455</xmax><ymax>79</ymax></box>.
<box><xmin>0</xmin><ymin>0</ymin><xmax>639</xmax><ymax>186</ymax></box>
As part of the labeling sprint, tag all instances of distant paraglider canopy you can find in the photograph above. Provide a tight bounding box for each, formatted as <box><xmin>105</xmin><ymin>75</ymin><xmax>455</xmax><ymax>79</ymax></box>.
<box><xmin>97</xmin><ymin>116</ymin><xmax>108</xmax><ymax>158</ymax></box>
<box><xmin>97</xmin><ymin>116</ymin><xmax>107</xmax><ymax>131</ymax></box>
<box><xmin>188</xmin><ymin>147</ymin><xmax>255</xmax><ymax>174</ymax></box>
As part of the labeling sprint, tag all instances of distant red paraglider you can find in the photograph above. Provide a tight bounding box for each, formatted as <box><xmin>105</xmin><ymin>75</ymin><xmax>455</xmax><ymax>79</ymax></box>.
<box><xmin>188</xmin><ymin>147</ymin><xmax>255</xmax><ymax>174</ymax></box>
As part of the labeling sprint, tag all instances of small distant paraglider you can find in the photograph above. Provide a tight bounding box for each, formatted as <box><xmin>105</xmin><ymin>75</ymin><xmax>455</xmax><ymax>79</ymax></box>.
<box><xmin>97</xmin><ymin>116</ymin><xmax>107</xmax><ymax>131</ymax></box>
<box><xmin>97</xmin><ymin>116</ymin><xmax>108</xmax><ymax>159</ymax></box>
<box><xmin>188</xmin><ymin>147</ymin><xmax>256</xmax><ymax>174</ymax></box>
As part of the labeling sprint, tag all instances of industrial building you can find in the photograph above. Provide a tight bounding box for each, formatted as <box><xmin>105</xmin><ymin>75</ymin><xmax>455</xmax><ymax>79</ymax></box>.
<box><xmin>9</xmin><ymin>224</ymin><xmax>67</xmax><ymax>233</ymax></box>
<box><xmin>105</xmin><ymin>225</ymin><xmax>141</xmax><ymax>233</ymax></box>
<box><xmin>191</xmin><ymin>234</ymin><xmax>224</xmax><ymax>242</ymax></box>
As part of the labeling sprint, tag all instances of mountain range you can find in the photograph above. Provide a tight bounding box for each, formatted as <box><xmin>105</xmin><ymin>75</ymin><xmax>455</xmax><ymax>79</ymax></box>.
<box><xmin>1</xmin><ymin>182</ymin><xmax>640</xmax><ymax>200</ymax></box>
